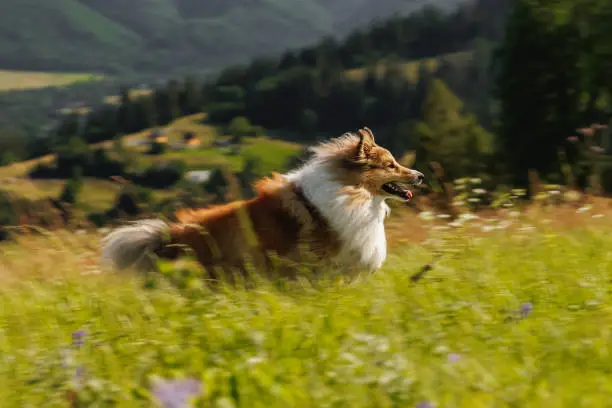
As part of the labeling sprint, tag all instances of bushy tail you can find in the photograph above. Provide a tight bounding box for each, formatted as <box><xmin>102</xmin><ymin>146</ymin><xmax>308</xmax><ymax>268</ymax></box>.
<box><xmin>101</xmin><ymin>219</ymin><xmax>171</xmax><ymax>272</ymax></box>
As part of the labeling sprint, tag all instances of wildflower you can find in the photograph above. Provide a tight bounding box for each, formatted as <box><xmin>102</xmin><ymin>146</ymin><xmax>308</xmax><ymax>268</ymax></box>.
<box><xmin>577</xmin><ymin>127</ymin><xmax>595</xmax><ymax>136</ymax></box>
<box><xmin>449</xmin><ymin>221</ymin><xmax>463</xmax><ymax>228</ymax></box>
<box><xmin>520</xmin><ymin>302</ymin><xmax>533</xmax><ymax>318</ymax></box>
<box><xmin>72</xmin><ymin>330</ymin><xmax>87</xmax><ymax>348</ymax></box>
<box><xmin>151</xmin><ymin>377</ymin><xmax>202</xmax><ymax>408</ymax></box>
<box><xmin>458</xmin><ymin>213</ymin><xmax>479</xmax><ymax>222</ymax></box>
<box><xmin>436</xmin><ymin>214</ymin><xmax>451</xmax><ymax>219</ymax></box>
<box><xmin>472</xmin><ymin>188</ymin><xmax>487</xmax><ymax>195</ymax></box>
<box><xmin>418</xmin><ymin>211</ymin><xmax>435</xmax><ymax>221</ymax></box>
<box><xmin>60</xmin><ymin>348</ymin><xmax>73</xmax><ymax>369</ymax></box>
<box><xmin>416</xmin><ymin>401</ymin><xmax>435</xmax><ymax>408</ymax></box>
<box><xmin>576</xmin><ymin>205</ymin><xmax>592</xmax><ymax>213</ymax></box>
<box><xmin>447</xmin><ymin>353</ymin><xmax>461</xmax><ymax>363</ymax></box>
<box><xmin>590</xmin><ymin>146</ymin><xmax>605</xmax><ymax>153</ymax></box>
<box><xmin>73</xmin><ymin>366</ymin><xmax>86</xmax><ymax>390</ymax></box>
<box><xmin>497</xmin><ymin>220</ymin><xmax>512</xmax><ymax>230</ymax></box>
<box><xmin>567</xmin><ymin>136</ymin><xmax>579</xmax><ymax>143</ymax></box>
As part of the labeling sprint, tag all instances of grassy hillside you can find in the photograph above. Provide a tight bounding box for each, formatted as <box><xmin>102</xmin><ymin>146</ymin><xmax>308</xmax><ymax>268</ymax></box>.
<box><xmin>1</xmin><ymin>200</ymin><xmax>611</xmax><ymax>405</ymax></box>
<box><xmin>346</xmin><ymin>50</ymin><xmax>475</xmax><ymax>83</ymax></box>
<box><xmin>0</xmin><ymin>0</ymin><xmax>459</xmax><ymax>74</ymax></box>
<box><xmin>0</xmin><ymin>114</ymin><xmax>302</xmax><ymax>213</ymax></box>
<box><xmin>0</xmin><ymin>70</ymin><xmax>103</xmax><ymax>92</ymax></box>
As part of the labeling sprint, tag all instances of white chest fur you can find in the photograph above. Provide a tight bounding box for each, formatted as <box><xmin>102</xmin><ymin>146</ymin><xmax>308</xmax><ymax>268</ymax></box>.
<box><xmin>286</xmin><ymin>162</ymin><xmax>390</xmax><ymax>272</ymax></box>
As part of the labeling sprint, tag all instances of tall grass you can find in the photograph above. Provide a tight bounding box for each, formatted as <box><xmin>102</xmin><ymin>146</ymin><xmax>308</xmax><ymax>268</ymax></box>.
<box><xmin>2</xmin><ymin>200</ymin><xmax>612</xmax><ymax>406</ymax></box>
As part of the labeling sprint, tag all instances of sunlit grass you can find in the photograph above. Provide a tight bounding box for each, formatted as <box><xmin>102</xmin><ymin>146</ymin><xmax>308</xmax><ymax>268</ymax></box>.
<box><xmin>346</xmin><ymin>51</ymin><xmax>474</xmax><ymax>83</ymax></box>
<box><xmin>0</xmin><ymin>70</ymin><xmax>102</xmax><ymax>92</ymax></box>
<box><xmin>2</xmin><ymin>203</ymin><xmax>612</xmax><ymax>406</ymax></box>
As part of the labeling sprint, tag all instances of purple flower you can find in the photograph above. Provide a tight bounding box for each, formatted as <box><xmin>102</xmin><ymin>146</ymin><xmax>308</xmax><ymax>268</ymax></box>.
<box><xmin>567</xmin><ymin>136</ymin><xmax>579</xmax><ymax>143</ymax></box>
<box><xmin>520</xmin><ymin>302</ymin><xmax>533</xmax><ymax>318</ymax></box>
<box><xmin>152</xmin><ymin>378</ymin><xmax>202</xmax><ymax>408</ymax></box>
<box><xmin>72</xmin><ymin>330</ymin><xmax>87</xmax><ymax>347</ymax></box>
<box><xmin>447</xmin><ymin>353</ymin><xmax>461</xmax><ymax>363</ymax></box>
<box><xmin>73</xmin><ymin>365</ymin><xmax>86</xmax><ymax>389</ymax></box>
<box><xmin>416</xmin><ymin>401</ymin><xmax>434</xmax><ymax>408</ymax></box>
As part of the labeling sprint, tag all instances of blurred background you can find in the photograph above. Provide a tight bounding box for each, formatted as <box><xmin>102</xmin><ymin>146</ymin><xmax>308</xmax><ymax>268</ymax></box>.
<box><xmin>2</xmin><ymin>2</ymin><xmax>612</xmax><ymax>406</ymax></box>
<box><xmin>2</xmin><ymin>0</ymin><xmax>611</xmax><ymax>234</ymax></box>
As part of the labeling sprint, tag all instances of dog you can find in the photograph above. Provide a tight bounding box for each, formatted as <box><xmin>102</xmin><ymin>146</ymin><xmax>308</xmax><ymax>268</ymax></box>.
<box><xmin>101</xmin><ymin>127</ymin><xmax>424</xmax><ymax>281</ymax></box>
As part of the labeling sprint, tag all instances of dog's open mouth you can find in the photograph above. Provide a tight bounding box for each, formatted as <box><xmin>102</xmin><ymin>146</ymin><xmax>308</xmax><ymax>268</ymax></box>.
<box><xmin>382</xmin><ymin>182</ymin><xmax>413</xmax><ymax>200</ymax></box>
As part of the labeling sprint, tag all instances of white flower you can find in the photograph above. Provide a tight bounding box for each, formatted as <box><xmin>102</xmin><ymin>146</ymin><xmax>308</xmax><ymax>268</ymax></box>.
<box><xmin>497</xmin><ymin>220</ymin><xmax>512</xmax><ymax>229</ymax></box>
<box><xmin>418</xmin><ymin>211</ymin><xmax>435</xmax><ymax>221</ymax></box>
<box><xmin>473</xmin><ymin>188</ymin><xmax>487</xmax><ymax>195</ymax></box>
<box><xmin>459</xmin><ymin>213</ymin><xmax>480</xmax><ymax>222</ymax></box>
<box><xmin>577</xmin><ymin>205</ymin><xmax>592</xmax><ymax>213</ymax></box>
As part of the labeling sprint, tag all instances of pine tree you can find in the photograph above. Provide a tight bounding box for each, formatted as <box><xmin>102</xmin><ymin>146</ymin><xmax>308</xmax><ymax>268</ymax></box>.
<box><xmin>415</xmin><ymin>79</ymin><xmax>494</xmax><ymax>179</ymax></box>
<box><xmin>59</xmin><ymin>166</ymin><xmax>83</xmax><ymax>205</ymax></box>
<box><xmin>494</xmin><ymin>0</ymin><xmax>583</xmax><ymax>185</ymax></box>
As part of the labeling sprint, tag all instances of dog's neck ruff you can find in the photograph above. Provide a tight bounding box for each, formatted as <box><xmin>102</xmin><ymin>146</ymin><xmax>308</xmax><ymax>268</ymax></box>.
<box><xmin>285</xmin><ymin>159</ymin><xmax>390</xmax><ymax>272</ymax></box>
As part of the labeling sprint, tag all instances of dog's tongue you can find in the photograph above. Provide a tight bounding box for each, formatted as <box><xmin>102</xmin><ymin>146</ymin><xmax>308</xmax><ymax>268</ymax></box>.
<box><xmin>403</xmin><ymin>189</ymin><xmax>413</xmax><ymax>200</ymax></box>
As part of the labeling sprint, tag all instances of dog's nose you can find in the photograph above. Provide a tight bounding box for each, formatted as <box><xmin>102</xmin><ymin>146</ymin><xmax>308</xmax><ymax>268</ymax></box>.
<box><xmin>413</xmin><ymin>171</ymin><xmax>425</xmax><ymax>185</ymax></box>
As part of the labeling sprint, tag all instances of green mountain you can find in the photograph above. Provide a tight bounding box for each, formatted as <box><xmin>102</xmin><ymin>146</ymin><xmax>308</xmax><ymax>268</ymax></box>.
<box><xmin>0</xmin><ymin>0</ymin><xmax>459</xmax><ymax>74</ymax></box>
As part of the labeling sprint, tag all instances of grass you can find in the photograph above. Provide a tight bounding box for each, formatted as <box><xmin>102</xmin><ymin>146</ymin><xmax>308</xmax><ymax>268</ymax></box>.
<box><xmin>166</xmin><ymin>136</ymin><xmax>303</xmax><ymax>174</ymax></box>
<box><xmin>2</xmin><ymin>200</ymin><xmax>612</xmax><ymax>406</ymax></box>
<box><xmin>346</xmin><ymin>51</ymin><xmax>474</xmax><ymax>84</ymax></box>
<box><xmin>0</xmin><ymin>70</ymin><xmax>103</xmax><ymax>92</ymax></box>
<box><xmin>0</xmin><ymin>178</ymin><xmax>120</xmax><ymax>213</ymax></box>
<box><xmin>0</xmin><ymin>114</ymin><xmax>301</xmax><ymax>214</ymax></box>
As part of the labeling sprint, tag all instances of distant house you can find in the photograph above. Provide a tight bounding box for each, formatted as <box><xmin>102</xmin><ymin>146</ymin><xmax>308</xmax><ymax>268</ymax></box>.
<box><xmin>185</xmin><ymin>170</ymin><xmax>213</xmax><ymax>184</ymax></box>
<box><xmin>148</xmin><ymin>129</ymin><xmax>168</xmax><ymax>144</ymax></box>
<box><xmin>182</xmin><ymin>131</ymin><xmax>201</xmax><ymax>149</ymax></box>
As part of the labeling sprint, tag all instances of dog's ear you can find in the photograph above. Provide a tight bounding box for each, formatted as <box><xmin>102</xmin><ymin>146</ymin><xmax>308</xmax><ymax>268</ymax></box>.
<box><xmin>356</xmin><ymin>127</ymin><xmax>376</xmax><ymax>160</ymax></box>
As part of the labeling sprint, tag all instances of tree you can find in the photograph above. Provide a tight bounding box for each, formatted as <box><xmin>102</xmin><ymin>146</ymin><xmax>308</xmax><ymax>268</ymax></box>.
<box><xmin>494</xmin><ymin>0</ymin><xmax>585</xmax><ymax>186</ymax></box>
<box><xmin>117</xmin><ymin>85</ymin><xmax>135</xmax><ymax>133</ymax></box>
<box><xmin>298</xmin><ymin>109</ymin><xmax>318</xmax><ymax>139</ymax></box>
<box><xmin>415</xmin><ymin>79</ymin><xmax>494</xmax><ymax>179</ymax></box>
<box><xmin>59</xmin><ymin>167</ymin><xmax>83</xmax><ymax>205</ymax></box>
<box><xmin>228</xmin><ymin>116</ymin><xmax>252</xmax><ymax>143</ymax></box>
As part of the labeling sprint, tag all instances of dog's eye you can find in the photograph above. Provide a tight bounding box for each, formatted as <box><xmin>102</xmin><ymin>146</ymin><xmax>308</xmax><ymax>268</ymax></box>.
<box><xmin>388</xmin><ymin>162</ymin><xmax>396</xmax><ymax>169</ymax></box>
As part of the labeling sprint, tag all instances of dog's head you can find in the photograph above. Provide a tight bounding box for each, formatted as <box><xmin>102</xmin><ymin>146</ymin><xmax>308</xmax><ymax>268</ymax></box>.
<box><xmin>312</xmin><ymin>127</ymin><xmax>424</xmax><ymax>201</ymax></box>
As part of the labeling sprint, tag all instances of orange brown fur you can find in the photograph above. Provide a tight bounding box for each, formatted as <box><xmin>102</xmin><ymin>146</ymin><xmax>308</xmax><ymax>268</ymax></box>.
<box><xmin>102</xmin><ymin>127</ymin><xmax>424</xmax><ymax>281</ymax></box>
<box><xmin>159</xmin><ymin>173</ymin><xmax>340</xmax><ymax>280</ymax></box>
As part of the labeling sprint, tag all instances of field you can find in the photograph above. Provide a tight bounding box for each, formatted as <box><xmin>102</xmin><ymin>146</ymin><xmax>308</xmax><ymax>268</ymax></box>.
<box><xmin>0</xmin><ymin>114</ymin><xmax>302</xmax><ymax>213</ymax></box>
<box><xmin>1</xmin><ymin>197</ymin><xmax>612</xmax><ymax>406</ymax></box>
<box><xmin>0</xmin><ymin>70</ymin><xmax>103</xmax><ymax>92</ymax></box>
<box><xmin>345</xmin><ymin>51</ymin><xmax>474</xmax><ymax>83</ymax></box>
